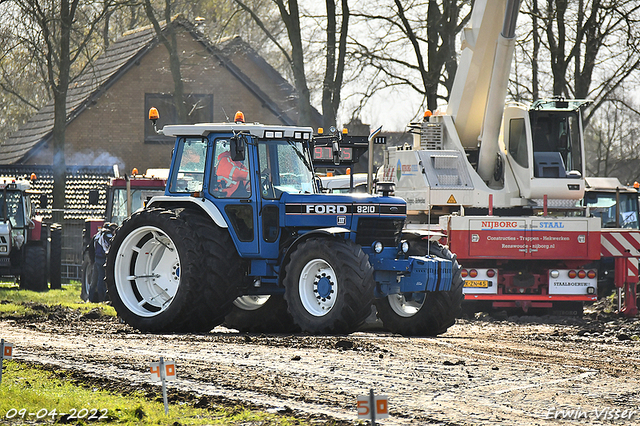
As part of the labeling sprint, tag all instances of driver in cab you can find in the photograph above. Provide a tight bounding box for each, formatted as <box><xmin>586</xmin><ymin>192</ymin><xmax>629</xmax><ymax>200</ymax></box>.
<box><xmin>217</xmin><ymin>149</ymin><xmax>249</xmax><ymax>197</ymax></box>
<box><xmin>216</xmin><ymin>111</ymin><xmax>251</xmax><ymax>197</ymax></box>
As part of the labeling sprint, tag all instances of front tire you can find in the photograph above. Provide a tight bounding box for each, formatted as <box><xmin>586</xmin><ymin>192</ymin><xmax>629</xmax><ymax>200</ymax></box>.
<box><xmin>375</xmin><ymin>240</ymin><xmax>463</xmax><ymax>336</ymax></box>
<box><xmin>283</xmin><ymin>238</ymin><xmax>374</xmax><ymax>334</ymax></box>
<box><xmin>81</xmin><ymin>253</ymin><xmax>93</xmax><ymax>301</ymax></box>
<box><xmin>106</xmin><ymin>208</ymin><xmax>238</xmax><ymax>332</ymax></box>
<box><xmin>224</xmin><ymin>295</ymin><xmax>298</xmax><ymax>333</ymax></box>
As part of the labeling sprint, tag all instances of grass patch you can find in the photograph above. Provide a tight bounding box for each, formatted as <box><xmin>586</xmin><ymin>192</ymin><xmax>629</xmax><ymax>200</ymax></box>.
<box><xmin>0</xmin><ymin>282</ymin><xmax>116</xmax><ymax>319</ymax></box>
<box><xmin>0</xmin><ymin>361</ymin><xmax>311</xmax><ymax>425</ymax></box>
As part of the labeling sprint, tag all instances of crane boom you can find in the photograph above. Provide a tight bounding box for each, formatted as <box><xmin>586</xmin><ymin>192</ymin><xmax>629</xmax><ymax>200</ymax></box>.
<box><xmin>446</xmin><ymin>0</ymin><xmax>521</xmax><ymax>183</ymax></box>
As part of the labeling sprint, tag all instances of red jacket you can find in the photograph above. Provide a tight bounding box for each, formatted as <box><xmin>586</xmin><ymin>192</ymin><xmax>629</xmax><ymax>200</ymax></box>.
<box><xmin>217</xmin><ymin>151</ymin><xmax>249</xmax><ymax>196</ymax></box>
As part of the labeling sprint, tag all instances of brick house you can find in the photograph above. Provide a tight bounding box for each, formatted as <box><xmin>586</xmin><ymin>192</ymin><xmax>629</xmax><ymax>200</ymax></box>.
<box><xmin>0</xmin><ymin>19</ymin><xmax>321</xmax><ymax>281</ymax></box>
<box><xmin>0</xmin><ymin>18</ymin><xmax>321</xmax><ymax>173</ymax></box>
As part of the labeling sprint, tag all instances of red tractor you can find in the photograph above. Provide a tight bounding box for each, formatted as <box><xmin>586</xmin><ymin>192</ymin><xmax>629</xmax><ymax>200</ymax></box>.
<box><xmin>81</xmin><ymin>170</ymin><xmax>166</xmax><ymax>300</ymax></box>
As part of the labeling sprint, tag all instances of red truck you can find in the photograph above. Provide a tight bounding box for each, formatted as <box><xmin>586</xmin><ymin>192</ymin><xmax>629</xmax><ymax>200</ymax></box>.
<box><xmin>81</xmin><ymin>170</ymin><xmax>166</xmax><ymax>300</ymax></box>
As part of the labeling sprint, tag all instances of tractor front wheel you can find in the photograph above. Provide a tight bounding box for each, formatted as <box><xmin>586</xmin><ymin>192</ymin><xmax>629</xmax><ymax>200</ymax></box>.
<box><xmin>375</xmin><ymin>240</ymin><xmax>463</xmax><ymax>336</ymax></box>
<box><xmin>284</xmin><ymin>238</ymin><xmax>374</xmax><ymax>334</ymax></box>
<box><xmin>224</xmin><ymin>295</ymin><xmax>298</xmax><ymax>333</ymax></box>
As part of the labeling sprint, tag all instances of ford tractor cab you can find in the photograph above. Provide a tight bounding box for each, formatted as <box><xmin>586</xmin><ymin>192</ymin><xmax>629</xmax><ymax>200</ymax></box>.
<box><xmin>105</xmin><ymin>111</ymin><xmax>463</xmax><ymax>335</ymax></box>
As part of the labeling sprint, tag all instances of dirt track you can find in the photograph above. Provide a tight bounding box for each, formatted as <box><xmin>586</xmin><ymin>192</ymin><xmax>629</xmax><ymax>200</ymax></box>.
<box><xmin>1</xmin><ymin>304</ymin><xmax>640</xmax><ymax>425</ymax></box>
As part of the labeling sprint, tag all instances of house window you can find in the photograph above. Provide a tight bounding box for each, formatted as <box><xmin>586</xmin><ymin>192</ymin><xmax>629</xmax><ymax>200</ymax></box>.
<box><xmin>144</xmin><ymin>93</ymin><xmax>213</xmax><ymax>143</ymax></box>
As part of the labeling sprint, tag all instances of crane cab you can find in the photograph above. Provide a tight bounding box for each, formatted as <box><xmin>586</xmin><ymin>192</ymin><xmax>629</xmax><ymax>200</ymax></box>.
<box><xmin>503</xmin><ymin>99</ymin><xmax>588</xmax><ymax>202</ymax></box>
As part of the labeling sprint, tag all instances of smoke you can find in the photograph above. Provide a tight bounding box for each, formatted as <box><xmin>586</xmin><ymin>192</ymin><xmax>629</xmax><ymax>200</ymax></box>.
<box><xmin>67</xmin><ymin>150</ymin><xmax>124</xmax><ymax>169</ymax></box>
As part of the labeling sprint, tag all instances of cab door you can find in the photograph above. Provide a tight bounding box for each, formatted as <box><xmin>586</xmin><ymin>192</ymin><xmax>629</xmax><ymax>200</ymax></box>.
<box><xmin>256</xmin><ymin>142</ymin><xmax>281</xmax><ymax>259</ymax></box>
<box><xmin>206</xmin><ymin>135</ymin><xmax>259</xmax><ymax>255</ymax></box>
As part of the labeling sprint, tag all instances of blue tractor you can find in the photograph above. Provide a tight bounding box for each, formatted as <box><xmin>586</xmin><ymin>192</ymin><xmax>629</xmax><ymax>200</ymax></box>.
<box><xmin>105</xmin><ymin>112</ymin><xmax>464</xmax><ymax>335</ymax></box>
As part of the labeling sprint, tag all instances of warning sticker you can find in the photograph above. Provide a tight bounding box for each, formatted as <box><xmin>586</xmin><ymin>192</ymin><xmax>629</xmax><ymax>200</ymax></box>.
<box><xmin>447</xmin><ymin>195</ymin><xmax>457</xmax><ymax>204</ymax></box>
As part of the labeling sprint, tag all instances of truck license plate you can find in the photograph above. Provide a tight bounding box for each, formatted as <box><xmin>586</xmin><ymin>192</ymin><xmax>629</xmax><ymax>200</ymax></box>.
<box><xmin>464</xmin><ymin>280</ymin><xmax>489</xmax><ymax>288</ymax></box>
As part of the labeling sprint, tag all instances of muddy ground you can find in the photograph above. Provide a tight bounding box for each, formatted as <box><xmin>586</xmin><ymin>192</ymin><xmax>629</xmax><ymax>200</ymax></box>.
<box><xmin>1</xmin><ymin>301</ymin><xmax>639</xmax><ymax>425</ymax></box>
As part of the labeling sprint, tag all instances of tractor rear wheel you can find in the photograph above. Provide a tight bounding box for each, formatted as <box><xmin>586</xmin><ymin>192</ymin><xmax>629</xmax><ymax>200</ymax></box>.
<box><xmin>375</xmin><ymin>240</ymin><xmax>463</xmax><ymax>336</ymax></box>
<box><xmin>283</xmin><ymin>238</ymin><xmax>374</xmax><ymax>334</ymax></box>
<box><xmin>106</xmin><ymin>208</ymin><xmax>238</xmax><ymax>332</ymax></box>
<box><xmin>178</xmin><ymin>209</ymin><xmax>242</xmax><ymax>330</ymax></box>
<box><xmin>225</xmin><ymin>295</ymin><xmax>298</xmax><ymax>333</ymax></box>
<box><xmin>20</xmin><ymin>244</ymin><xmax>48</xmax><ymax>291</ymax></box>
<box><xmin>80</xmin><ymin>253</ymin><xmax>93</xmax><ymax>301</ymax></box>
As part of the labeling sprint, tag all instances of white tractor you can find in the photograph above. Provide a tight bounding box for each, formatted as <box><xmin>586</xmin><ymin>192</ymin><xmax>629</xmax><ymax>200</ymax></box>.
<box><xmin>0</xmin><ymin>177</ymin><xmax>61</xmax><ymax>291</ymax></box>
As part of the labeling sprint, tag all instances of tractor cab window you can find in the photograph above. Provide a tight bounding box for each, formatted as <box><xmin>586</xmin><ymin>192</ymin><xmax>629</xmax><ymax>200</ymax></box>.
<box><xmin>209</xmin><ymin>138</ymin><xmax>251</xmax><ymax>199</ymax></box>
<box><xmin>585</xmin><ymin>192</ymin><xmax>639</xmax><ymax>229</ymax></box>
<box><xmin>530</xmin><ymin>111</ymin><xmax>583</xmax><ymax>178</ymax></box>
<box><xmin>258</xmin><ymin>140</ymin><xmax>315</xmax><ymax>199</ymax></box>
<box><xmin>111</xmin><ymin>189</ymin><xmax>148</xmax><ymax>226</ymax></box>
<box><xmin>170</xmin><ymin>138</ymin><xmax>208</xmax><ymax>193</ymax></box>
<box><xmin>0</xmin><ymin>190</ymin><xmax>25</xmax><ymax>228</ymax></box>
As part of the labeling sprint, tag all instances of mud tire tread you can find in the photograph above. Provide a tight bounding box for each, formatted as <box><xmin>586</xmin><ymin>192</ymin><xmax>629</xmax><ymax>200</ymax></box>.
<box><xmin>178</xmin><ymin>209</ymin><xmax>243</xmax><ymax>331</ymax></box>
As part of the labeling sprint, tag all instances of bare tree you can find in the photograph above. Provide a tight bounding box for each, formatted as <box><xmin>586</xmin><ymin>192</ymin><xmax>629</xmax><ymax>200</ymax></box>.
<box><xmin>233</xmin><ymin>0</ymin><xmax>350</xmax><ymax>126</ymax></box>
<box><xmin>349</xmin><ymin>0</ymin><xmax>470</xmax><ymax>113</ymax></box>
<box><xmin>143</xmin><ymin>0</ymin><xmax>188</xmax><ymax>122</ymax></box>
<box><xmin>584</xmin><ymin>94</ymin><xmax>640</xmax><ymax>183</ymax></box>
<box><xmin>0</xmin><ymin>9</ymin><xmax>48</xmax><ymax>143</ymax></box>
<box><xmin>10</xmin><ymin>0</ymin><xmax>117</xmax><ymax>210</ymax></box>
<box><xmin>321</xmin><ymin>0</ymin><xmax>349</xmax><ymax>127</ymax></box>
<box><xmin>523</xmin><ymin>0</ymin><xmax>640</xmax><ymax>126</ymax></box>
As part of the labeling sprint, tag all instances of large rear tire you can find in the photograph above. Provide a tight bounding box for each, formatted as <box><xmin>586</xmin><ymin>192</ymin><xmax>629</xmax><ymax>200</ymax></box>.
<box><xmin>375</xmin><ymin>240</ymin><xmax>463</xmax><ymax>336</ymax></box>
<box><xmin>106</xmin><ymin>208</ymin><xmax>238</xmax><ymax>332</ymax></box>
<box><xmin>283</xmin><ymin>238</ymin><xmax>374</xmax><ymax>334</ymax></box>
<box><xmin>20</xmin><ymin>244</ymin><xmax>48</xmax><ymax>291</ymax></box>
<box><xmin>178</xmin><ymin>209</ymin><xmax>242</xmax><ymax>330</ymax></box>
<box><xmin>225</xmin><ymin>295</ymin><xmax>299</xmax><ymax>333</ymax></box>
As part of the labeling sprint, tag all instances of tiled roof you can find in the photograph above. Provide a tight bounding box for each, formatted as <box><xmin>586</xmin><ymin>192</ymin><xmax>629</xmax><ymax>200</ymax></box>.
<box><xmin>0</xmin><ymin>165</ymin><xmax>112</xmax><ymax>220</ymax></box>
<box><xmin>0</xmin><ymin>27</ymin><xmax>156</xmax><ymax>164</ymax></box>
<box><xmin>0</xmin><ymin>18</ymin><xmax>319</xmax><ymax>164</ymax></box>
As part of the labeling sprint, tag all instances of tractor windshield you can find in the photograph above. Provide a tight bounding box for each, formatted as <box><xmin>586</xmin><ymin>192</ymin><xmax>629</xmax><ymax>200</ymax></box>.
<box><xmin>584</xmin><ymin>191</ymin><xmax>639</xmax><ymax>229</ymax></box>
<box><xmin>258</xmin><ymin>139</ymin><xmax>315</xmax><ymax>199</ymax></box>
<box><xmin>110</xmin><ymin>189</ymin><xmax>150</xmax><ymax>226</ymax></box>
<box><xmin>0</xmin><ymin>190</ymin><xmax>25</xmax><ymax>228</ymax></box>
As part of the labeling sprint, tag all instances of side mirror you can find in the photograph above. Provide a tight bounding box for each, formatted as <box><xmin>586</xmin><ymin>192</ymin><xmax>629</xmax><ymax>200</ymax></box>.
<box><xmin>376</xmin><ymin>182</ymin><xmax>395</xmax><ymax>197</ymax></box>
<box><xmin>39</xmin><ymin>193</ymin><xmax>48</xmax><ymax>208</ymax></box>
<box><xmin>230</xmin><ymin>135</ymin><xmax>246</xmax><ymax>162</ymax></box>
<box><xmin>88</xmin><ymin>190</ymin><xmax>99</xmax><ymax>205</ymax></box>
<box><xmin>332</xmin><ymin>140</ymin><xmax>341</xmax><ymax>166</ymax></box>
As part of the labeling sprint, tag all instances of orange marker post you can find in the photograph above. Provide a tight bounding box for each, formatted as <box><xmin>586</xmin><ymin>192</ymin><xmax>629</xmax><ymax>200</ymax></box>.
<box><xmin>357</xmin><ymin>389</ymin><xmax>389</xmax><ymax>424</ymax></box>
<box><xmin>0</xmin><ymin>339</ymin><xmax>14</xmax><ymax>385</ymax></box>
<box><xmin>150</xmin><ymin>358</ymin><xmax>176</xmax><ymax>414</ymax></box>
